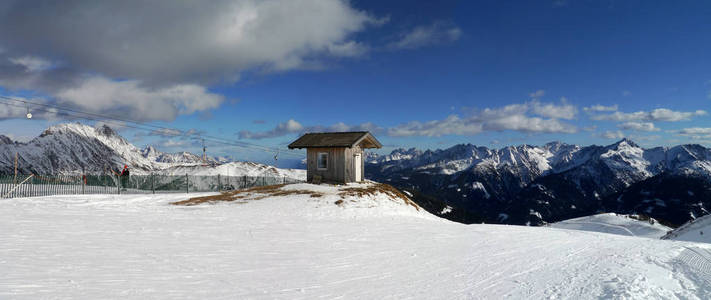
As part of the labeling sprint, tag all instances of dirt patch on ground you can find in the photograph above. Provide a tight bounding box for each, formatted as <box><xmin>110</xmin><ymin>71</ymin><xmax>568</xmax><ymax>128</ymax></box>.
<box><xmin>172</xmin><ymin>182</ymin><xmax>419</xmax><ymax>210</ymax></box>
<box><xmin>172</xmin><ymin>184</ymin><xmax>323</xmax><ymax>206</ymax></box>
<box><xmin>338</xmin><ymin>183</ymin><xmax>420</xmax><ymax>210</ymax></box>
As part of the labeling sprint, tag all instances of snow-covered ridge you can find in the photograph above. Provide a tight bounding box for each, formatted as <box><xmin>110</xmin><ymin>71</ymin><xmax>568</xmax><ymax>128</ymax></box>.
<box><xmin>664</xmin><ymin>213</ymin><xmax>711</xmax><ymax>243</ymax></box>
<box><xmin>0</xmin><ymin>122</ymin><xmax>305</xmax><ymax>179</ymax></box>
<box><xmin>370</xmin><ymin>138</ymin><xmax>711</xmax><ymax>181</ymax></box>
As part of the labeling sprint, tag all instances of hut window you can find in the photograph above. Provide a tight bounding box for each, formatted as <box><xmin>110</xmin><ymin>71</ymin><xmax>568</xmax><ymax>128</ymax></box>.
<box><xmin>317</xmin><ymin>152</ymin><xmax>328</xmax><ymax>170</ymax></box>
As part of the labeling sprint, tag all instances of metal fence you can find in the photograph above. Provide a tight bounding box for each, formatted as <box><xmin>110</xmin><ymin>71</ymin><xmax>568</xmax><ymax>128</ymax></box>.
<box><xmin>0</xmin><ymin>174</ymin><xmax>304</xmax><ymax>199</ymax></box>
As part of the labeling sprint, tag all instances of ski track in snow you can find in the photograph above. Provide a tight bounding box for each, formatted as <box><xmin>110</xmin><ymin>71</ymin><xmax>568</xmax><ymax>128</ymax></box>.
<box><xmin>1</xmin><ymin>192</ymin><xmax>710</xmax><ymax>299</ymax></box>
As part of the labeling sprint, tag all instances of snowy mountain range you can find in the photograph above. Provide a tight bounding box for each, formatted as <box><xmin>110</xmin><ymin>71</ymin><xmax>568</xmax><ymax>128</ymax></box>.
<box><xmin>3</xmin><ymin>122</ymin><xmax>709</xmax><ymax>227</ymax></box>
<box><xmin>0</xmin><ymin>123</ymin><xmax>305</xmax><ymax>179</ymax></box>
<box><xmin>366</xmin><ymin>139</ymin><xmax>711</xmax><ymax>227</ymax></box>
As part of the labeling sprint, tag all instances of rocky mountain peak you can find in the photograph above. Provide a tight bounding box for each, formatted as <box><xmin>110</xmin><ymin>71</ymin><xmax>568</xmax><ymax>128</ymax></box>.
<box><xmin>0</xmin><ymin>135</ymin><xmax>13</xmax><ymax>145</ymax></box>
<box><xmin>611</xmin><ymin>138</ymin><xmax>639</xmax><ymax>149</ymax></box>
<box><xmin>96</xmin><ymin>124</ymin><xmax>118</xmax><ymax>137</ymax></box>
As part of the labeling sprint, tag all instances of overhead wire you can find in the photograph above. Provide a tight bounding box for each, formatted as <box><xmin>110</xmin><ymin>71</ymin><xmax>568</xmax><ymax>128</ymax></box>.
<box><xmin>0</xmin><ymin>95</ymin><xmax>297</xmax><ymax>154</ymax></box>
<box><xmin>0</xmin><ymin>96</ymin><xmax>304</xmax><ymax>158</ymax></box>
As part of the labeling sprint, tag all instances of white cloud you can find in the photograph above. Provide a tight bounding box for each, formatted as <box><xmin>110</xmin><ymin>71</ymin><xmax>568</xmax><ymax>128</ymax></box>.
<box><xmin>387</xmin><ymin>21</ymin><xmax>461</xmax><ymax>50</ymax></box>
<box><xmin>583</xmin><ymin>104</ymin><xmax>618</xmax><ymax>112</ymax></box>
<box><xmin>326</xmin><ymin>41</ymin><xmax>370</xmax><ymax>57</ymax></box>
<box><xmin>622</xmin><ymin>90</ymin><xmax>631</xmax><ymax>97</ymax></box>
<box><xmin>0</xmin><ymin>0</ymin><xmax>380</xmax><ymax>85</ymax></box>
<box><xmin>530</xmin><ymin>99</ymin><xmax>577</xmax><ymax>120</ymax></box>
<box><xmin>590</xmin><ymin>108</ymin><xmax>706</xmax><ymax>122</ymax></box>
<box><xmin>600</xmin><ymin>130</ymin><xmax>625</xmax><ymax>139</ymax></box>
<box><xmin>387</xmin><ymin>115</ymin><xmax>484</xmax><ymax>137</ymax></box>
<box><xmin>239</xmin><ymin>119</ymin><xmax>304</xmax><ymax>139</ymax></box>
<box><xmin>240</xmin><ymin>101</ymin><xmax>577</xmax><ymax>139</ymax></box>
<box><xmin>0</xmin><ymin>0</ymin><xmax>384</xmax><ymax>122</ymax></box>
<box><xmin>8</xmin><ymin>56</ymin><xmax>53</xmax><ymax>72</ymax></box>
<box><xmin>677</xmin><ymin>127</ymin><xmax>711</xmax><ymax>135</ymax></box>
<box><xmin>617</xmin><ymin>122</ymin><xmax>660</xmax><ymax>132</ymax></box>
<box><xmin>55</xmin><ymin>76</ymin><xmax>224</xmax><ymax>121</ymax></box>
<box><xmin>158</xmin><ymin>139</ymin><xmax>191</xmax><ymax>148</ymax></box>
<box><xmin>387</xmin><ymin>101</ymin><xmax>578</xmax><ymax>137</ymax></box>
<box><xmin>529</xmin><ymin>90</ymin><xmax>545</xmax><ymax>99</ymax></box>
<box><xmin>239</xmin><ymin>120</ymin><xmax>383</xmax><ymax>140</ymax></box>
<box><xmin>675</xmin><ymin>127</ymin><xmax>711</xmax><ymax>140</ymax></box>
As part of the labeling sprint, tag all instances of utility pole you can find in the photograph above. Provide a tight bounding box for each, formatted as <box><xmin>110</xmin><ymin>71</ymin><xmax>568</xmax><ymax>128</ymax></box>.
<box><xmin>273</xmin><ymin>150</ymin><xmax>279</xmax><ymax>169</ymax></box>
<box><xmin>14</xmin><ymin>152</ymin><xmax>17</xmax><ymax>185</ymax></box>
<box><xmin>202</xmin><ymin>139</ymin><xmax>206</xmax><ymax>165</ymax></box>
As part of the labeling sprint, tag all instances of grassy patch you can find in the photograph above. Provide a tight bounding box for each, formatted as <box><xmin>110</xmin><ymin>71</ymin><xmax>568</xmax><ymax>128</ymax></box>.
<box><xmin>171</xmin><ymin>184</ymin><xmax>323</xmax><ymax>206</ymax></box>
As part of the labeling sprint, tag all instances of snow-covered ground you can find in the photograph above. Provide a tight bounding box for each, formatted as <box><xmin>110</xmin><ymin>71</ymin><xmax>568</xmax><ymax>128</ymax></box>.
<box><xmin>1</xmin><ymin>184</ymin><xmax>710</xmax><ymax>299</ymax></box>
<box><xmin>157</xmin><ymin>161</ymin><xmax>306</xmax><ymax>180</ymax></box>
<box><xmin>550</xmin><ymin>213</ymin><xmax>672</xmax><ymax>238</ymax></box>
<box><xmin>664</xmin><ymin>213</ymin><xmax>711</xmax><ymax>244</ymax></box>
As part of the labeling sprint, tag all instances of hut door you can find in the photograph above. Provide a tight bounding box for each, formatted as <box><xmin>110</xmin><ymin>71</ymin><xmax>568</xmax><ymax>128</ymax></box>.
<box><xmin>354</xmin><ymin>153</ymin><xmax>362</xmax><ymax>182</ymax></box>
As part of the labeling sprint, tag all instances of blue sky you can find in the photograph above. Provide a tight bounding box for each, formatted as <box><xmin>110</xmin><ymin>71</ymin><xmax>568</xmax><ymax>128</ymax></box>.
<box><xmin>0</xmin><ymin>0</ymin><xmax>710</xmax><ymax>165</ymax></box>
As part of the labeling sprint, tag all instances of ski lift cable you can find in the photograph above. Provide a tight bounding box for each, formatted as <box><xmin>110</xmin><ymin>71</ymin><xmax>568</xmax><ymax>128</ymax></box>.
<box><xmin>0</xmin><ymin>95</ymin><xmax>300</xmax><ymax>154</ymax></box>
<box><xmin>0</xmin><ymin>96</ymin><xmax>303</xmax><ymax>157</ymax></box>
<box><xmin>0</xmin><ymin>96</ymin><xmax>297</xmax><ymax>151</ymax></box>
<box><xmin>0</xmin><ymin>100</ymin><xmax>304</xmax><ymax>158</ymax></box>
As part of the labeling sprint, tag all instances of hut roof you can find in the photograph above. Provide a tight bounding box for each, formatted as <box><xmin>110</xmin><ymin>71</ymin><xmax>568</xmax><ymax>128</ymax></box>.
<box><xmin>288</xmin><ymin>131</ymin><xmax>382</xmax><ymax>149</ymax></box>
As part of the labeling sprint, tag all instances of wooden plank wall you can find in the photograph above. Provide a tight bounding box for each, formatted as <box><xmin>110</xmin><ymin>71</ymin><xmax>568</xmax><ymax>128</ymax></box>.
<box><xmin>307</xmin><ymin>147</ymin><xmax>344</xmax><ymax>182</ymax></box>
<box><xmin>306</xmin><ymin>145</ymin><xmax>364</xmax><ymax>183</ymax></box>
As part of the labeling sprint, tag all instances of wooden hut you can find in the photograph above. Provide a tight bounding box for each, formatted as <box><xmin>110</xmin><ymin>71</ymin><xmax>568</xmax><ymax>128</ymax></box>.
<box><xmin>288</xmin><ymin>132</ymin><xmax>382</xmax><ymax>183</ymax></box>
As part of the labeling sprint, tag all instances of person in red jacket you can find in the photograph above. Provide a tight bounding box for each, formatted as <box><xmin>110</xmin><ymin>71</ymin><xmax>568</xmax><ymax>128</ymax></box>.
<box><xmin>120</xmin><ymin>165</ymin><xmax>130</xmax><ymax>189</ymax></box>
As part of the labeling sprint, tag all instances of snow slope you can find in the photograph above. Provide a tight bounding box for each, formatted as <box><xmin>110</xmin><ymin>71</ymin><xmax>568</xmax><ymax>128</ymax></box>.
<box><xmin>1</xmin><ymin>187</ymin><xmax>710</xmax><ymax>299</ymax></box>
<box><xmin>664</xmin><ymin>214</ymin><xmax>711</xmax><ymax>244</ymax></box>
<box><xmin>550</xmin><ymin>213</ymin><xmax>672</xmax><ymax>238</ymax></box>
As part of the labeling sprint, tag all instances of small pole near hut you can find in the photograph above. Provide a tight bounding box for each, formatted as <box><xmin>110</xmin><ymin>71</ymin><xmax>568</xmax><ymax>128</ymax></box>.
<box><xmin>14</xmin><ymin>152</ymin><xmax>18</xmax><ymax>185</ymax></box>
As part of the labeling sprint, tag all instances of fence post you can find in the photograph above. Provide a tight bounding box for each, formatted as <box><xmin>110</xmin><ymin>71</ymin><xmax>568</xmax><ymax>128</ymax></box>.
<box><xmin>283</xmin><ymin>176</ymin><xmax>286</xmax><ymax>184</ymax></box>
<box><xmin>217</xmin><ymin>174</ymin><xmax>221</xmax><ymax>191</ymax></box>
<box><xmin>243</xmin><ymin>175</ymin><xmax>246</xmax><ymax>189</ymax></box>
<box><xmin>185</xmin><ymin>173</ymin><xmax>189</xmax><ymax>193</ymax></box>
<box><xmin>151</xmin><ymin>173</ymin><xmax>155</xmax><ymax>194</ymax></box>
<box><xmin>117</xmin><ymin>175</ymin><xmax>120</xmax><ymax>195</ymax></box>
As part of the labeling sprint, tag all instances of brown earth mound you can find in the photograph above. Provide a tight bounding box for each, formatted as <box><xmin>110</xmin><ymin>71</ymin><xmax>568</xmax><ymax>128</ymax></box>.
<box><xmin>172</xmin><ymin>182</ymin><xmax>419</xmax><ymax>211</ymax></box>
<box><xmin>172</xmin><ymin>184</ymin><xmax>323</xmax><ymax>206</ymax></box>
